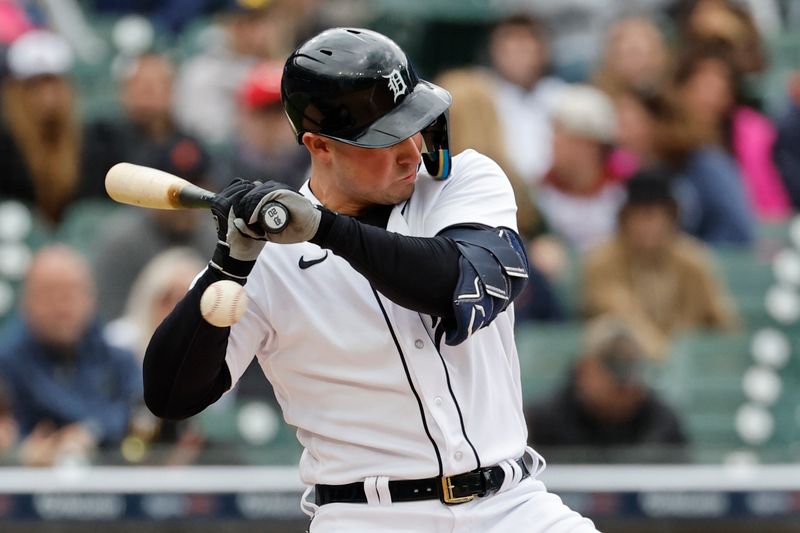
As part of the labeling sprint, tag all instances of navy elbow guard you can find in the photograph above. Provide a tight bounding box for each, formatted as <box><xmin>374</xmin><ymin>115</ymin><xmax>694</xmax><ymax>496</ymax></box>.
<box><xmin>438</xmin><ymin>227</ymin><xmax>529</xmax><ymax>346</ymax></box>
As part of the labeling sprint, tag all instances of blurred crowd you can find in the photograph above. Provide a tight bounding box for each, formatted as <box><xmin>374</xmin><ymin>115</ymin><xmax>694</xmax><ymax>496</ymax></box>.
<box><xmin>0</xmin><ymin>0</ymin><xmax>799</xmax><ymax>467</ymax></box>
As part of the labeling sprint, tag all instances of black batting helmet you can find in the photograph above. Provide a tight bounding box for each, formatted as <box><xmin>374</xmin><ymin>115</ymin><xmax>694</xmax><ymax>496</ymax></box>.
<box><xmin>281</xmin><ymin>28</ymin><xmax>452</xmax><ymax>179</ymax></box>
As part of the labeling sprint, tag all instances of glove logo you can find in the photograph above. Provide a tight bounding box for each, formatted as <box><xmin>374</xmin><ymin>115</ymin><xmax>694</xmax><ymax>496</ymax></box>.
<box><xmin>383</xmin><ymin>68</ymin><xmax>407</xmax><ymax>102</ymax></box>
<box><xmin>299</xmin><ymin>251</ymin><xmax>329</xmax><ymax>270</ymax></box>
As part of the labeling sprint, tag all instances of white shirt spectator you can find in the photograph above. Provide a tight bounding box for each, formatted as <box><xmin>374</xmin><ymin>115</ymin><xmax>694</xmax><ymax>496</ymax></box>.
<box><xmin>493</xmin><ymin>76</ymin><xmax>565</xmax><ymax>186</ymax></box>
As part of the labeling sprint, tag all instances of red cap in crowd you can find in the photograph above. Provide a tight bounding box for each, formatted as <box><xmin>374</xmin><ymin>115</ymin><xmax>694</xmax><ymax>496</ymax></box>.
<box><xmin>239</xmin><ymin>61</ymin><xmax>283</xmax><ymax>109</ymax></box>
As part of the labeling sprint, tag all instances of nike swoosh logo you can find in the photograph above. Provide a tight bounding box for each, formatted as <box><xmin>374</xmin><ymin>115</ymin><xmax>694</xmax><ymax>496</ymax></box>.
<box><xmin>298</xmin><ymin>251</ymin><xmax>329</xmax><ymax>270</ymax></box>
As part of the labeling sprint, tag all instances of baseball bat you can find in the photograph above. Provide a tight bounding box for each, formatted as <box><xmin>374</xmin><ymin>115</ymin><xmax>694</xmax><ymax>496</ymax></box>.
<box><xmin>105</xmin><ymin>162</ymin><xmax>289</xmax><ymax>233</ymax></box>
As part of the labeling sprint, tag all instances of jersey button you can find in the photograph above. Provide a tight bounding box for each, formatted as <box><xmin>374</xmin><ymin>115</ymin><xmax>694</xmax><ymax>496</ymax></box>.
<box><xmin>454</xmin><ymin>451</ymin><xmax>464</xmax><ymax>461</ymax></box>
<box><xmin>414</xmin><ymin>339</ymin><xmax>424</xmax><ymax>349</ymax></box>
<box><xmin>434</xmin><ymin>397</ymin><xmax>443</xmax><ymax>406</ymax></box>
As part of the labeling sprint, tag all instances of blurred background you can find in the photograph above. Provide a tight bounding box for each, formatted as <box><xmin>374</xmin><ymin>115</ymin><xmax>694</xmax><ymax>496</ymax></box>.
<box><xmin>1</xmin><ymin>0</ymin><xmax>800</xmax><ymax>531</ymax></box>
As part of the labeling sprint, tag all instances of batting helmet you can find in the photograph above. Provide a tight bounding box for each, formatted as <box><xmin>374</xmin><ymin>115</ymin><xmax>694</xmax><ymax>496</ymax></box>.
<box><xmin>281</xmin><ymin>28</ymin><xmax>452</xmax><ymax>179</ymax></box>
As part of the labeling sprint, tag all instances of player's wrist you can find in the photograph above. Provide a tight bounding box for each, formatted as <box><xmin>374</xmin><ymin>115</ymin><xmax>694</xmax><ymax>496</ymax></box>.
<box><xmin>209</xmin><ymin>242</ymin><xmax>255</xmax><ymax>281</ymax></box>
<box><xmin>309</xmin><ymin>206</ymin><xmax>338</xmax><ymax>246</ymax></box>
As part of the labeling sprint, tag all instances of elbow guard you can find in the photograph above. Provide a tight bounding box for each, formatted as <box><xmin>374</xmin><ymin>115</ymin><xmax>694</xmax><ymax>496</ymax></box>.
<box><xmin>438</xmin><ymin>226</ymin><xmax>529</xmax><ymax>346</ymax></box>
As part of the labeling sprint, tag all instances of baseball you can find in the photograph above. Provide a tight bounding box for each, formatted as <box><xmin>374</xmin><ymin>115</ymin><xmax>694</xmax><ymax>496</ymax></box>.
<box><xmin>200</xmin><ymin>280</ymin><xmax>248</xmax><ymax>327</ymax></box>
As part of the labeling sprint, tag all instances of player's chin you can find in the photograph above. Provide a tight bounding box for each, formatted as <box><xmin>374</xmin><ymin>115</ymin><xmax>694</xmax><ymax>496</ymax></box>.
<box><xmin>387</xmin><ymin>182</ymin><xmax>415</xmax><ymax>204</ymax></box>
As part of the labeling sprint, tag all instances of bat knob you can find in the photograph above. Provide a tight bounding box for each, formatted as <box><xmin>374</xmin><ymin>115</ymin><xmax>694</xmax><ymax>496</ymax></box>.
<box><xmin>259</xmin><ymin>201</ymin><xmax>290</xmax><ymax>233</ymax></box>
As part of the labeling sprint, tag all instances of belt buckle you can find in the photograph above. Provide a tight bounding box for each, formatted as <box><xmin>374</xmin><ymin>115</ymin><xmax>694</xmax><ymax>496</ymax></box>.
<box><xmin>440</xmin><ymin>475</ymin><xmax>475</xmax><ymax>505</ymax></box>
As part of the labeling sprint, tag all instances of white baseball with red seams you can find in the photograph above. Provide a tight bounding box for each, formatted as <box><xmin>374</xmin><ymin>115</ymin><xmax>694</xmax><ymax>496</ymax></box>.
<box><xmin>200</xmin><ymin>280</ymin><xmax>248</xmax><ymax>327</ymax></box>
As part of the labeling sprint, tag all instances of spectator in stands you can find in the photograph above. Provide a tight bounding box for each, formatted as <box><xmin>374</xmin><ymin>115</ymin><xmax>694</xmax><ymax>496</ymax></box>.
<box><xmin>593</xmin><ymin>15</ymin><xmax>671</xmax><ymax>97</ymax></box>
<box><xmin>0</xmin><ymin>245</ymin><xmax>141</xmax><ymax>466</ymax></box>
<box><xmin>582</xmin><ymin>172</ymin><xmax>739</xmax><ymax>359</ymax></box>
<box><xmin>525</xmin><ymin>315</ymin><xmax>688</xmax><ymax>463</ymax></box>
<box><xmin>487</xmin><ymin>14</ymin><xmax>565</xmax><ymax>186</ymax></box>
<box><xmin>0</xmin><ymin>30</ymin><xmax>120</xmax><ymax>224</ymax></box>
<box><xmin>105</xmin><ymin>247</ymin><xmax>204</xmax><ymax>361</ymax></box>
<box><xmin>537</xmin><ymin>84</ymin><xmax>625</xmax><ymax>254</ymax></box>
<box><xmin>173</xmin><ymin>0</ymin><xmax>280</xmax><ymax>145</ymax></box>
<box><xmin>613</xmin><ymin>87</ymin><xmax>756</xmax><ymax>245</ymax></box>
<box><xmin>0</xmin><ymin>0</ymin><xmax>32</xmax><ymax>45</ymax></box>
<box><xmin>92</xmin><ymin>135</ymin><xmax>217</xmax><ymax>320</ymax></box>
<box><xmin>675</xmin><ymin>42</ymin><xmax>791</xmax><ymax>222</ymax></box>
<box><xmin>434</xmin><ymin>67</ymin><xmax>542</xmax><ymax>240</ymax></box>
<box><xmin>0</xmin><ymin>378</ymin><xmax>18</xmax><ymax>460</ymax></box>
<box><xmin>670</xmin><ymin>0</ymin><xmax>767</xmax><ymax>76</ymax></box>
<box><xmin>104</xmin><ymin>247</ymin><xmax>206</xmax><ymax>465</ymax></box>
<box><xmin>111</xmin><ymin>52</ymin><xmax>209</xmax><ymax>170</ymax></box>
<box><xmin>119</xmin><ymin>53</ymin><xmax>178</xmax><ymax>140</ymax></box>
<box><xmin>774</xmin><ymin>72</ymin><xmax>800</xmax><ymax>209</ymax></box>
<box><xmin>215</xmin><ymin>60</ymin><xmax>310</xmax><ymax>190</ymax></box>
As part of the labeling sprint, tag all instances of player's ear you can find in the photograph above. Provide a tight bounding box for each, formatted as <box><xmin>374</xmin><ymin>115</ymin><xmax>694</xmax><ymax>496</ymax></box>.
<box><xmin>302</xmin><ymin>133</ymin><xmax>333</xmax><ymax>163</ymax></box>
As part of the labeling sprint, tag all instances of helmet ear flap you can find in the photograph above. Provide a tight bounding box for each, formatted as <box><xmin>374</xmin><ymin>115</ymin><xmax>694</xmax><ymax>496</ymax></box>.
<box><xmin>421</xmin><ymin>112</ymin><xmax>451</xmax><ymax>180</ymax></box>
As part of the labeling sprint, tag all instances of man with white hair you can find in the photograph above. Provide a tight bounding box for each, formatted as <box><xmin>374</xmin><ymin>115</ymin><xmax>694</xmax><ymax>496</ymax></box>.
<box><xmin>536</xmin><ymin>84</ymin><xmax>625</xmax><ymax>254</ymax></box>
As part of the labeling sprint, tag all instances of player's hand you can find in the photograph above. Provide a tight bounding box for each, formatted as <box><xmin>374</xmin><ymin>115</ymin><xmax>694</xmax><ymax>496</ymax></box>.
<box><xmin>209</xmin><ymin>178</ymin><xmax>266</xmax><ymax>279</ymax></box>
<box><xmin>237</xmin><ymin>181</ymin><xmax>321</xmax><ymax>245</ymax></box>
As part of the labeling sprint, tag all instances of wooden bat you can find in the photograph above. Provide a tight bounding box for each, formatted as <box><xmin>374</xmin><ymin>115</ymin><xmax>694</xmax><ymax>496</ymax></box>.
<box><xmin>105</xmin><ymin>162</ymin><xmax>289</xmax><ymax>233</ymax></box>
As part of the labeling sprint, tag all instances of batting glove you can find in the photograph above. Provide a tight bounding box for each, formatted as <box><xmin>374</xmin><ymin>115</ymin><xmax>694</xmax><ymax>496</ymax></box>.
<box><xmin>209</xmin><ymin>178</ymin><xmax>266</xmax><ymax>280</ymax></box>
<box><xmin>238</xmin><ymin>181</ymin><xmax>321</xmax><ymax>245</ymax></box>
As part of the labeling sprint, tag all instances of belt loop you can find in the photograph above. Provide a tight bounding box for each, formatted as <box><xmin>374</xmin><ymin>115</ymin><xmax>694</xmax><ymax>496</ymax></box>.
<box><xmin>509</xmin><ymin>458</ymin><xmax>523</xmax><ymax>485</ymax></box>
<box><xmin>496</xmin><ymin>461</ymin><xmax>516</xmax><ymax>494</ymax></box>
<box><xmin>301</xmin><ymin>486</ymin><xmax>319</xmax><ymax>518</ymax></box>
<box><xmin>524</xmin><ymin>446</ymin><xmax>547</xmax><ymax>478</ymax></box>
<box><xmin>376</xmin><ymin>476</ymin><xmax>392</xmax><ymax>506</ymax></box>
<box><xmin>363</xmin><ymin>477</ymin><xmax>381</xmax><ymax>506</ymax></box>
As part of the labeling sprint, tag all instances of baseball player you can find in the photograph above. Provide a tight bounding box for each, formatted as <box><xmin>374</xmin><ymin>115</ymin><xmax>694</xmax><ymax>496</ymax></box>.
<box><xmin>143</xmin><ymin>28</ymin><xmax>598</xmax><ymax>532</ymax></box>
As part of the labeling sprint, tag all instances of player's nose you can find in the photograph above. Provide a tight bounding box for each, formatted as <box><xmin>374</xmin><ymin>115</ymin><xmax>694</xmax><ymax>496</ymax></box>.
<box><xmin>395</xmin><ymin>133</ymin><xmax>423</xmax><ymax>166</ymax></box>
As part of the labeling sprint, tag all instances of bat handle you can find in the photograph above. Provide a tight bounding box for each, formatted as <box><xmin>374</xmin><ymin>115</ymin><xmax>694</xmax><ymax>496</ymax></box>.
<box><xmin>259</xmin><ymin>201</ymin><xmax>290</xmax><ymax>234</ymax></box>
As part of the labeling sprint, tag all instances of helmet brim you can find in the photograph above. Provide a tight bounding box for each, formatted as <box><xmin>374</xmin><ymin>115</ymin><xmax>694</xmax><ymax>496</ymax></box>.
<box><xmin>326</xmin><ymin>81</ymin><xmax>452</xmax><ymax>148</ymax></box>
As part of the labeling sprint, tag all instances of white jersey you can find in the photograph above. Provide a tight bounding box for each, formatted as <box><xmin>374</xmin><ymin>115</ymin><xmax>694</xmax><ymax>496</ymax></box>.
<box><xmin>223</xmin><ymin>149</ymin><xmax>529</xmax><ymax>486</ymax></box>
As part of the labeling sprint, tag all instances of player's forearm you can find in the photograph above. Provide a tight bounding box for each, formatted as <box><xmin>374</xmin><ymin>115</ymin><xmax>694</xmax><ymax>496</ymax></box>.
<box><xmin>143</xmin><ymin>268</ymin><xmax>233</xmax><ymax>420</ymax></box>
<box><xmin>310</xmin><ymin>209</ymin><xmax>460</xmax><ymax>317</ymax></box>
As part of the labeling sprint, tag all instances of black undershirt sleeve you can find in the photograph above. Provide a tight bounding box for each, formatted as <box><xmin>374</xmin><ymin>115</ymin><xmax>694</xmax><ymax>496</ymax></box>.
<box><xmin>143</xmin><ymin>267</ymin><xmax>234</xmax><ymax>420</ymax></box>
<box><xmin>310</xmin><ymin>207</ymin><xmax>461</xmax><ymax>318</ymax></box>
<box><xmin>144</xmin><ymin>206</ymin><xmax>472</xmax><ymax>420</ymax></box>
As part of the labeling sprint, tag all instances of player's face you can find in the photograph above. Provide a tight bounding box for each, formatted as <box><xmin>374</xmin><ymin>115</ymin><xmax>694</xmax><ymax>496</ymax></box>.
<box><xmin>327</xmin><ymin>133</ymin><xmax>424</xmax><ymax>213</ymax></box>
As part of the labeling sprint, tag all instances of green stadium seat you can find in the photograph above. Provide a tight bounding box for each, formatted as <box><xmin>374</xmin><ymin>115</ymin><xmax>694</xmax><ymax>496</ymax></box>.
<box><xmin>714</xmin><ymin>247</ymin><xmax>773</xmax><ymax>301</ymax></box>
<box><xmin>551</xmin><ymin>249</ymin><xmax>583</xmax><ymax>320</ymax></box>
<box><xmin>655</xmin><ymin>330</ymin><xmax>754</xmax><ymax>457</ymax></box>
<box><xmin>658</xmin><ymin>331</ymin><xmax>751</xmax><ymax>401</ymax></box>
<box><xmin>195</xmin><ymin>398</ymin><xmax>302</xmax><ymax>466</ymax></box>
<box><xmin>57</xmin><ymin>199</ymin><xmax>124</xmax><ymax>259</ymax></box>
<box><xmin>515</xmin><ymin>322</ymin><xmax>582</xmax><ymax>402</ymax></box>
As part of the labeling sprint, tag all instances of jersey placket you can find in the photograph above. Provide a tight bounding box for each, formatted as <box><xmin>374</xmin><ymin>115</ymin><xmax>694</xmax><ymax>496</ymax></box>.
<box><xmin>379</xmin><ymin>294</ymin><xmax>477</xmax><ymax>474</ymax></box>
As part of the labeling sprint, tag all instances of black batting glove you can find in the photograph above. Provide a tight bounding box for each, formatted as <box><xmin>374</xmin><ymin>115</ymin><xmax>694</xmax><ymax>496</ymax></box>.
<box><xmin>209</xmin><ymin>178</ymin><xmax>266</xmax><ymax>280</ymax></box>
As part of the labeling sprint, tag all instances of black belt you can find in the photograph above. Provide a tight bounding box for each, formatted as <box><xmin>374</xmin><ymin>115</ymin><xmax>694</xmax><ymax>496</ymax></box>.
<box><xmin>315</xmin><ymin>457</ymin><xmax>529</xmax><ymax>506</ymax></box>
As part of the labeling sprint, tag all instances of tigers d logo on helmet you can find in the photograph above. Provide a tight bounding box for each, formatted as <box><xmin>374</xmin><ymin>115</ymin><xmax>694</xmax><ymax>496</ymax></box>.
<box><xmin>281</xmin><ymin>27</ymin><xmax>452</xmax><ymax>178</ymax></box>
<box><xmin>383</xmin><ymin>69</ymin><xmax>408</xmax><ymax>103</ymax></box>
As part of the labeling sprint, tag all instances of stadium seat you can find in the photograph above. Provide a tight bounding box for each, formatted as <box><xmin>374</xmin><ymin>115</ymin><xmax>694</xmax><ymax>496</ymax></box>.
<box><xmin>655</xmin><ymin>331</ymin><xmax>753</xmax><ymax>458</ymax></box>
<box><xmin>657</xmin><ymin>331</ymin><xmax>751</xmax><ymax>403</ymax></box>
<box><xmin>58</xmin><ymin>199</ymin><xmax>124</xmax><ymax>259</ymax></box>
<box><xmin>714</xmin><ymin>247</ymin><xmax>773</xmax><ymax>305</ymax></box>
<box><xmin>515</xmin><ymin>322</ymin><xmax>582</xmax><ymax>402</ymax></box>
<box><xmin>195</xmin><ymin>397</ymin><xmax>302</xmax><ymax>466</ymax></box>
<box><xmin>551</xmin><ymin>249</ymin><xmax>583</xmax><ymax>319</ymax></box>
